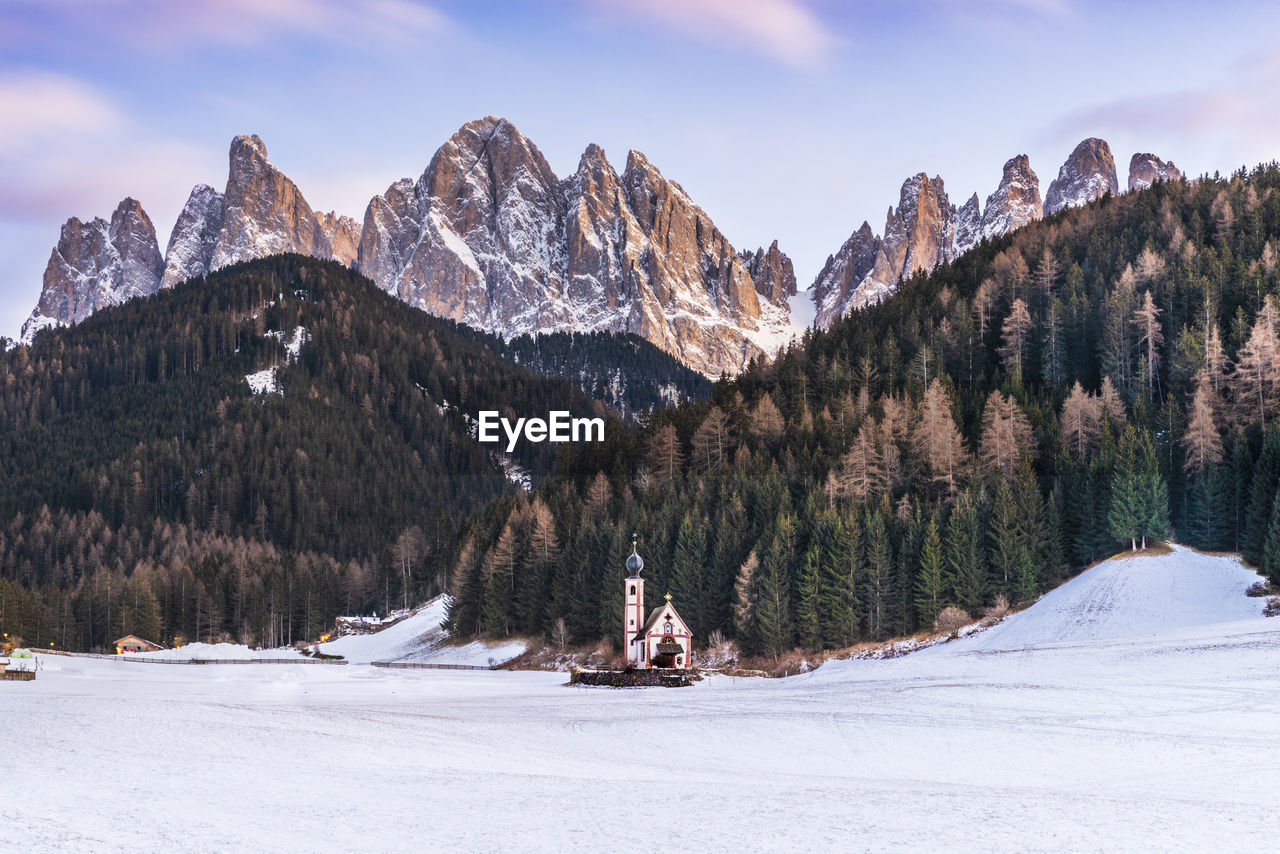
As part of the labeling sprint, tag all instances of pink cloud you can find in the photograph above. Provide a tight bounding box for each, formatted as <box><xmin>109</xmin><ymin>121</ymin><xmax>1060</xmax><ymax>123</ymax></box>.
<box><xmin>592</xmin><ymin>0</ymin><xmax>840</xmax><ymax>70</ymax></box>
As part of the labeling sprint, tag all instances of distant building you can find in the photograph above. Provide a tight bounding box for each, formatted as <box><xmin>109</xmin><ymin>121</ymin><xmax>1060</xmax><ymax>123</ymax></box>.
<box><xmin>114</xmin><ymin>635</ymin><xmax>163</xmax><ymax>654</ymax></box>
<box><xmin>623</xmin><ymin>536</ymin><xmax>693</xmax><ymax>669</ymax></box>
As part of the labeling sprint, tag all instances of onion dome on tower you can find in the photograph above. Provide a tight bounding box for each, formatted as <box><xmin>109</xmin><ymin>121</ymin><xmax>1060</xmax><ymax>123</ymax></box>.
<box><xmin>626</xmin><ymin>533</ymin><xmax>644</xmax><ymax>577</ymax></box>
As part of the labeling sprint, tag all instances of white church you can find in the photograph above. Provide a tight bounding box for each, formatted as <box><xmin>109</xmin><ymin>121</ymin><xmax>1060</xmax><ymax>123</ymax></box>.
<box><xmin>623</xmin><ymin>536</ymin><xmax>694</xmax><ymax>669</ymax></box>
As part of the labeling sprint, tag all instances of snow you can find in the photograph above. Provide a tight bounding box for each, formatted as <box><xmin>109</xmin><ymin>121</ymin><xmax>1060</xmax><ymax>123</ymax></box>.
<box><xmin>244</xmin><ymin>367</ymin><xmax>279</xmax><ymax>395</ymax></box>
<box><xmin>8</xmin><ymin>546</ymin><xmax>1280</xmax><ymax>851</ymax></box>
<box><xmin>318</xmin><ymin>595</ymin><xmax>527</xmax><ymax>666</ymax></box>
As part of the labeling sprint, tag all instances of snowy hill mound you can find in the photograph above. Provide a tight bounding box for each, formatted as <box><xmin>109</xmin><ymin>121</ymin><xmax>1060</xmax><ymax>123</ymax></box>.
<box><xmin>317</xmin><ymin>596</ymin><xmax>526</xmax><ymax>666</ymax></box>
<box><xmin>961</xmin><ymin>544</ymin><xmax>1267</xmax><ymax>652</ymax></box>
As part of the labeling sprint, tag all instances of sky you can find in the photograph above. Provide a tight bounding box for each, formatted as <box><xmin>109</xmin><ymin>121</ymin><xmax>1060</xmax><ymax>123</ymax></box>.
<box><xmin>3</xmin><ymin>0</ymin><xmax>1280</xmax><ymax>339</ymax></box>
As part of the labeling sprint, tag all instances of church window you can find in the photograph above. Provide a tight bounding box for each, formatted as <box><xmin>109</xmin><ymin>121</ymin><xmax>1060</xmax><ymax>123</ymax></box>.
<box><xmin>630</xmin><ymin>585</ymin><xmax>636</xmax><ymax>595</ymax></box>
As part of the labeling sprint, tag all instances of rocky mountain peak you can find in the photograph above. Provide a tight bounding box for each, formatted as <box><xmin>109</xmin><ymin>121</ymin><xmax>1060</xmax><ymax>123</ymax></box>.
<box><xmin>316</xmin><ymin>212</ymin><xmax>361</xmax><ymax>267</ymax></box>
<box><xmin>21</xmin><ymin>197</ymin><xmax>164</xmax><ymax>343</ymax></box>
<box><xmin>161</xmin><ymin>184</ymin><xmax>223</xmax><ymax>289</ymax></box>
<box><xmin>211</xmin><ymin>134</ymin><xmax>331</xmax><ymax>271</ymax></box>
<box><xmin>1044</xmin><ymin>138</ymin><xmax>1118</xmax><ymax>216</ymax></box>
<box><xmin>812</xmin><ymin>221</ymin><xmax>879</xmax><ymax>329</ymax></box>
<box><xmin>740</xmin><ymin>240</ymin><xmax>798</xmax><ymax>308</ymax></box>
<box><xmin>1128</xmin><ymin>153</ymin><xmax>1184</xmax><ymax>191</ymax></box>
<box><xmin>954</xmin><ymin>193</ymin><xmax>982</xmax><ymax>256</ymax></box>
<box><xmin>981</xmin><ymin>154</ymin><xmax>1042</xmax><ymax>241</ymax></box>
<box><xmin>358</xmin><ymin>118</ymin><xmax>793</xmax><ymax>375</ymax></box>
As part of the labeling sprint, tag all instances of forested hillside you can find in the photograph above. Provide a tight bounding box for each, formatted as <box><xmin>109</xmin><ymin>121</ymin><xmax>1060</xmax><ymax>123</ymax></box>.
<box><xmin>491</xmin><ymin>331</ymin><xmax>710</xmax><ymax>418</ymax></box>
<box><xmin>446</xmin><ymin>163</ymin><xmax>1280</xmax><ymax>656</ymax></box>
<box><xmin>0</xmin><ymin>256</ymin><xmax>629</xmax><ymax>651</ymax></box>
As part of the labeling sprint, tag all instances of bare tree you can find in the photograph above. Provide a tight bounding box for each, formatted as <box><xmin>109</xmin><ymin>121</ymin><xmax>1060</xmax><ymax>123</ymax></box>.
<box><xmin>999</xmin><ymin>298</ymin><xmax>1033</xmax><ymax>379</ymax></box>
<box><xmin>838</xmin><ymin>419</ymin><xmax>886</xmax><ymax>501</ymax></box>
<box><xmin>749</xmin><ymin>392</ymin><xmax>785</xmax><ymax>441</ymax></box>
<box><xmin>1032</xmin><ymin>247</ymin><xmax>1060</xmax><ymax>300</ymax></box>
<box><xmin>690</xmin><ymin>406</ymin><xmax>730</xmax><ymax>474</ymax></box>
<box><xmin>1132</xmin><ymin>289</ymin><xmax>1165</xmax><ymax>401</ymax></box>
<box><xmin>912</xmin><ymin>379</ymin><xmax>968</xmax><ymax>498</ymax></box>
<box><xmin>1231</xmin><ymin>295</ymin><xmax>1280</xmax><ymax>425</ymax></box>
<box><xmin>1183</xmin><ymin>376</ymin><xmax>1224</xmax><ymax>475</ymax></box>
<box><xmin>1201</xmin><ymin>322</ymin><xmax>1230</xmax><ymax>396</ymax></box>
<box><xmin>1059</xmin><ymin>381</ymin><xmax>1101</xmax><ymax>464</ymax></box>
<box><xmin>646</xmin><ymin>425</ymin><xmax>685</xmax><ymax>485</ymax></box>
<box><xmin>1098</xmin><ymin>376</ymin><xmax>1126</xmax><ymax>427</ymax></box>
<box><xmin>978</xmin><ymin>390</ymin><xmax>1037</xmax><ymax>476</ymax></box>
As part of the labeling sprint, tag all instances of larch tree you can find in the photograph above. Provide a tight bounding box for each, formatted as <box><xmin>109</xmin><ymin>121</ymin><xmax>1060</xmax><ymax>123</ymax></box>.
<box><xmin>690</xmin><ymin>406</ymin><xmax>730</xmax><ymax>474</ymax></box>
<box><xmin>978</xmin><ymin>390</ymin><xmax>1037</xmax><ymax>477</ymax></box>
<box><xmin>1132</xmin><ymin>289</ymin><xmax>1165</xmax><ymax>401</ymax></box>
<box><xmin>1231</xmin><ymin>295</ymin><xmax>1280</xmax><ymax>425</ymax></box>
<box><xmin>1098</xmin><ymin>376</ymin><xmax>1126</xmax><ymax>427</ymax></box>
<box><xmin>1032</xmin><ymin>247</ymin><xmax>1061</xmax><ymax>300</ymax></box>
<box><xmin>1182</xmin><ymin>377</ymin><xmax>1224</xmax><ymax>475</ymax></box>
<box><xmin>913</xmin><ymin>379</ymin><xmax>968</xmax><ymax>499</ymax></box>
<box><xmin>1201</xmin><ymin>322</ymin><xmax>1230</xmax><ymax>396</ymax></box>
<box><xmin>999</xmin><ymin>298</ymin><xmax>1033</xmax><ymax>380</ymax></box>
<box><xmin>838</xmin><ymin>419</ymin><xmax>886</xmax><ymax>501</ymax></box>
<box><xmin>646</xmin><ymin>424</ymin><xmax>685</xmax><ymax>485</ymax></box>
<box><xmin>750</xmin><ymin>392</ymin><xmax>786</xmax><ymax>441</ymax></box>
<box><xmin>1059</xmin><ymin>381</ymin><xmax>1102</xmax><ymax>464</ymax></box>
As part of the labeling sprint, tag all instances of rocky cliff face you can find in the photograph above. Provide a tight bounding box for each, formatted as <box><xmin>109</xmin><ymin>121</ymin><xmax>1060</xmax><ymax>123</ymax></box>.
<box><xmin>1044</xmin><ymin>138</ymin><xmax>1118</xmax><ymax>215</ymax></box>
<box><xmin>1128</xmin><ymin>153</ymin><xmax>1183</xmax><ymax>191</ymax></box>
<box><xmin>161</xmin><ymin>184</ymin><xmax>223</xmax><ymax>289</ymax></box>
<box><xmin>316</xmin><ymin>212</ymin><xmax>361</xmax><ymax>267</ymax></box>
<box><xmin>812</xmin><ymin>222</ymin><xmax>879</xmax><ymax>329</ymax></box>
<box><xmin>22</xmin><ymin>198</ymin><xmax>164</xmax><ymax>342</ymax></box>
<box><xmin>210</xmin><ymin>135</ymin><xmax>331</xmax><ymax>270</ymax></box>
<box><xmin>953</xmin><ymin>194</ymin><xmax>982</xmax><ymax>257</ymax></box>
<box><xmin>813</xmin><ymin>174</ymin><xmax>955</xmax><ymax>320</ymax></box>
<box><xmin>740</xmin><ymin>241</ymin><xmax>798</xmax><ymax>307</ymax></box>
<box><xmin>357</xmin><ymin>117</ymin><xmax>792</xmax><ymax>376</ymax></box>
<box><xmin>981</xmin><ymin>154</ymin><xmax>1042</xmax><ymax>241</ymax></box>
<box><xmin>159</xmin><ymin>136</ymin><xmax>332</xmax><ymax>290</ymax></box>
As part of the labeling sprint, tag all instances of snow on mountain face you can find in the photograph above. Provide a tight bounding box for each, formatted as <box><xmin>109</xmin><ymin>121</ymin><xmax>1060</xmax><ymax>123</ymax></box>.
<box><xmin>952</xmin><ymin>193</ymin><xmax>982</xmax><ymax>257</ymax></box>
<box><xmin>358</xmin><ymin>117</ymin><xmax>794</xmax><ymax>376</ymax></box>
<box><xmin>1044</xmin><ymin>137</ymin><xmax>1118</xmax><ymax>215</ymax></box>
<box><xmin>210</xmin><ymin>135</ymin><xmax>332</xmax><ymax>271</ymax></box>
<box><xmin>160</xmin><ymin>184</ymin><xmax>223</xmax><ymax>289</ymax></box>
<box><xmin>21</xmin><ymin>198</ymin><xmax>164</xmax><ymax>343</ymax></box>
<box><xmin>980</xmin><ymin>154</ymin><xmax>1042</xmax><ymax>242</ymax></box>
<box><xmin>812</xmin><ymin>222</ymin><xmax>879</xmax><ymax>329</ymax></box>
<box><xmin>1128</xmin><ymin>152</ymin><xmax>1184</xmax><ymax>191</ymax></box>
<box><xmin>316</xmin><ymin>211</ymin><xmax>361</xmax><ymax>267</ymax></box>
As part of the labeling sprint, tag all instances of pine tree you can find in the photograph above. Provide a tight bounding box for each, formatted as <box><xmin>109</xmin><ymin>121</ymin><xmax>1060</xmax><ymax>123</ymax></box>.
<box><xmin>863</xmin><ymin>504</ymin><xmax>894</xmax><ymax>639</ymax></box>
<box><xmin>1243</xmin><ymin>429</ymin><xmax>1280</xmax><ymax>565</ymax></box>
<box><xmin>999</xmin><ymin>298</ymin><xmax>1033</xmax><ymax>380</ymax></box>
<box><xmin>795</xmin><ymin>543</ymin><xmax>822</xmax><ymax>650</ymax></box>
<box><xmin>1109</xmin><ymin>427</ymin><xmax>1143</xmax><ymax>551</ymax></box>
<box><xmin>914</xmin><ymin>515</ymin><xmax>946</xmax><ymax>627</ymax></box>
<box><xmin>945</xmin><ymin>487</ymin><xmax>987</xmax><ymax>613</ymax></box>
<box><xmin>756</xmin><ymin>514</ymin><xmax>796</xmax><ymax>659</ymax></box>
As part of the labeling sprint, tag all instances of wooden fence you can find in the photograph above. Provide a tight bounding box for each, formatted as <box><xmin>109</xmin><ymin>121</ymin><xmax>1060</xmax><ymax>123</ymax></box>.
<box><xmin>34</xmin><ymin>650</ymin><xmax>346</xmax><ymax>665</ymax></box>
<box><xmin>371</xmin><ymin>660</ymin><xmax>500</xmax><ymax>671</ymax></box>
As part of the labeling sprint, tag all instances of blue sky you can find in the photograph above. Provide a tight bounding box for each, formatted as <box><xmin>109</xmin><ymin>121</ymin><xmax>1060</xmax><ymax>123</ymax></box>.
<box><xmin>3</xmin><ymin>0</ymin><xmax>1280</xmax><ymax>338</ymax></box>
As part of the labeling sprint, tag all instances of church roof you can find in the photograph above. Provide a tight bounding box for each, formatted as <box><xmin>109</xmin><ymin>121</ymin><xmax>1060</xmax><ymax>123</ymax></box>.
<box><xmin>633</xmin><ymin>598</ymin><xmax>690</xmax><ymax>642</ymax></box>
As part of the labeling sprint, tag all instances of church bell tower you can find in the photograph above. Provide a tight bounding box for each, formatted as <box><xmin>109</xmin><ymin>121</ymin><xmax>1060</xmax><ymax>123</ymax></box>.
<box><xmin>624</xmin><ymin>534</ymin><xmax>645</xmax><ymax>666</ymax></box>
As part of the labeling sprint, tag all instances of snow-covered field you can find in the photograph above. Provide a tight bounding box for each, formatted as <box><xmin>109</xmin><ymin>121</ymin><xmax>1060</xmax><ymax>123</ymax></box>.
<box><xmin>9</xmin><ymin>546</ymin><xmax>1280</xmax><ymax>852</ymax></box>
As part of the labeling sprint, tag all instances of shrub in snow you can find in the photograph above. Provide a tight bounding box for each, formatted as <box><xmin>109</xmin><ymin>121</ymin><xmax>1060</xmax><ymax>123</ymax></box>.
<box><xmin>934</xmin><ymin>606</ymin><xmax>971</xmax><ymax>636</ymax></box>
<box><xmin>983</xmin><ymin>594</ymin><xmax>1011</xmax><ymax>620</ymax></box>
<box><xmin>1246</xmin><ymin>582</ymin><xmax>1272</xmax><ymax>597</ymax></box>
<box><xmin>1264</xmin><ymin>597</ymin><xmax>1280</xmax><ymax>618</ymax></box>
